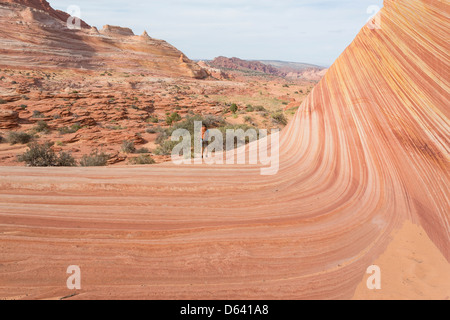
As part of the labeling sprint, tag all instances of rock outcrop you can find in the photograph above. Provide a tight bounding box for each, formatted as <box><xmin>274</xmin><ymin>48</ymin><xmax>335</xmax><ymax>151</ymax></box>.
<box><xmin>0</xmin><ymin>0</ymin><xmax>448</xmax><ymax>300</ymax></box>
<box><xmin>0</xmin><ymin>109</ymin><xmax>19</xmax><ymax>129</ymax></box>
<box><xmin>100</xmin><ymin>24</ymin><xmax>135</xmax><ymax>36</ymax></box>
<box><xmin>208</xmin><ymin>56</ymin><xmax>327</xmax><ymax>81</ymax></box>
<box><xmin>2</xmin><ymin>0</ymin><xmax>91</xmax><ymax>28</ymax></box>
<box><xmin>0</xmin><ymin>0</ymin><xmax>207</xmax><ymax>79</ymax></box>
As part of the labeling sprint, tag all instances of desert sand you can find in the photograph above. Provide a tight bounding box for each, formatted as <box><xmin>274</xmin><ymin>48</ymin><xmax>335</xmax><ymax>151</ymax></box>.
<box><xmin>0</xmin><ymin>0</ymin><xmax>449</xmax><ymax>300</ymax></box>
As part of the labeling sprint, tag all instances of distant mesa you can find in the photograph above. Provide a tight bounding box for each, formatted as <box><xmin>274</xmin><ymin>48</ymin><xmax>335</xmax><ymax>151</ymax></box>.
<box><xmin>207</xmin><ymin>56</ymin><xmax>327</xmax><ymax>81</ymax></box>
<box><xmin>210</xmin><ymin>56</ymin><xmax>280</xmax><ymax>75</ymax></box>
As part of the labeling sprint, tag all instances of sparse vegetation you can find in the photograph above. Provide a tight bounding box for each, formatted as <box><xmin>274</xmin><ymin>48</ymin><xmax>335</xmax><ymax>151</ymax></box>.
<box><xmin>254</xmin><ymin>105</ymin><xmax>267</xmax><ymax>112</ymax></box>
<box><xmin>271</xmin><ymin>111</ymin><xmax>288</xmax><ymax>126</ymax></box>
<box><xmin>129</xmin><ymin>154</ymin><xmax>155</xmax><ymax>165</ymax></box>
<box><xmin>154</xmin><ymin>140</ymin><xmax>178</xmax><ymax>156</ymax></box>
<box><xmin>58</xmin><ymin>123</ymin><xmax>81</xmax><ymax>134</ymax></box>
<box><xmin>33</xmin><ymin>120</ymin><xmax>50</xmax><ymax>133</ymax></box>
<box><xmin>0</xmin><ymin>99</ymin><xmax>6</xmax><ymax>104</ymax></box>
<box><xmin>7</xmin><ymin>131</ymin><xmax>33</xmax><ymax>145</ymax></box>
<box><xmin>166</xmin><ymin>112</ymin><xmax>182</xmax><ymax>125</ymax></box>
<box><xmin>136</xmin><ymin>147</ymin><xmax>150</xmax><ymax>154</ymax></box>
<box><xmin>79</xmin><ymin>151</ymin><xmax>109</xmax><ymax>167</ymax></box>
<box><xmin>146</xmin><ymin>126</ymin><xmax>159</xmax><ymax>134</ymax></box>
<box><xmin>153</xmin><ymin>115</ymin><xmax>261</xmax><ymax>156</ymax></box>
<box><xmin>121</xmin><ymin>140</ymin><xmax>136</xmax><ymax>153</ymax></box>
<box><xmin>244</xmin><ymin>116</ymin><xmax>253</xmax><ymax>123</ymax></box>
<box><xmin>18</xmin><ymin>142</ymin><xmax>76</xmax><ymax>167</ymax></box>
<box><xmin>32</xmin><ymin>110</ymin><xmax>45</xmax><ymax>118</ymax></box>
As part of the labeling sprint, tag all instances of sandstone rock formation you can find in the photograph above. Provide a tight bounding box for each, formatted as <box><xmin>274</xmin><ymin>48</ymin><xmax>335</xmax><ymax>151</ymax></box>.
<box><xmin>210</xmin><ymin>56</ymin><xmax>281</xmax><ymax>75</ymax></box>
<box><xmin>0</xmin><ymin>109</ymin><xmax>19</xmax><ymax>129</ymax></box>
<box><xmin>0</xmin><ymin>0</ymin><xmax>207</xmax><ymax>79</ymax></box>
<box><xmin>209</xmin><ymin>57</ymin><xmax>327</xmax><ymax>81</ymax></box>
<box><xmin>100</xmin><ymin>24</ymin><xmax>135</xmax><ymax>36</ymax></box>
<box><xmin>0</xmin><ymin>0</ymin><xmax>448</xmax><ymax>300</ymax></box>
<box><xmin>2</xmin><ymin>0</ymin><xmax>91</xmax><ymax>28</ymax></box>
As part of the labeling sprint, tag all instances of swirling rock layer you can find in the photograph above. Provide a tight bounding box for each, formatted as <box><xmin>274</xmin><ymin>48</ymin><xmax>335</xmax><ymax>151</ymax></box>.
<box><xmin>0</xmin><ymin>0</ymin><xmax>448</xmax><ymax>299</ymax></box>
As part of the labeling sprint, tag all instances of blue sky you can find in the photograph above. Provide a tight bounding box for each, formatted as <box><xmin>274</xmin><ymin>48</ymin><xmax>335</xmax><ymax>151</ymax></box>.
<box><xmin>52</xmin><ymin>0</ymin><xmax>383</xmax><ymax>67</ymax></box>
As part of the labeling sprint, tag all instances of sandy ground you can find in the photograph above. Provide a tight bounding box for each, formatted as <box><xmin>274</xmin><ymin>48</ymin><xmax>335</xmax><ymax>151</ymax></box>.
<box><xmin>352</xmin><ymin>220</ymin><xmax>450</xmax><ymax>300</ymax></box>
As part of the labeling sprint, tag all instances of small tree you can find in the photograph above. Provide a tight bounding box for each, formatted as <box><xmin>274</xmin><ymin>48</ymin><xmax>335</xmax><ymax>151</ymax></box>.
<box><xmin>230</xmin><ymin>103</ymin><xmax>238</xmax><ymax>114</ymax></box>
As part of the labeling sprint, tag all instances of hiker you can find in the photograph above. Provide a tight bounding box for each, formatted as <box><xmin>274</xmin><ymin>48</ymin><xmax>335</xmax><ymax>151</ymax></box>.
<box><xmin>201</xmin><ymin>123</ymin><xmax>209</xmax><ymax>158</ymax></box>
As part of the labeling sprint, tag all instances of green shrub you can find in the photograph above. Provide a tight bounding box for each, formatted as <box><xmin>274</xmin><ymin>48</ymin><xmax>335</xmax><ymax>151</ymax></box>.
<box><xmin>7</xmin><ymin>131</ymin><xmax>33</xmax><ymax>145</ymax></box>
<box><xmin>271</xmin><ymin>111</ymin><xmax>287</xmax><ymax>126</ymax></box>
<box><xmin>56</xmin><ymin>151</ymin><xmax>77</xmax><ymax>167</ymax></box>
<box><xmin>230</xmin><ymin>103</ymin><xmax>238</xmax><ymax>114</ymax></box>
<box><xmin>32</xmin><ymin>110</ymin><xmax>45</xmax><ymax>118</ymax></box>
<box><xmin>17</xmin><ymin>142</ymin><xmax>76</xmax><ymax>167</ymax></box>
<box><xmin>203</xmin><ymin>115</ymin><xmax>226</xmax><ymax>128</ymax></box>
<box><xmin>154</xmin><ymin>140</ymin><xmax>178</xmax><ymax>156</ymax></box>
<box><xmin>166</xmin><ymin>112</ymin><xmax>182</xmax><ymax>125</ymax></box>
<box><xmin>216</xmin><ymin>124</ymin><xmax>260</xmax><ymax>150</ymax></box>
<box><xmin>33</xmin><ymin>120</ymin><xmax>50</xmax><ymax>133</ymax></box>
<box><xmin>58</xmin><ymin>123</ymin><xmax>81</xmax><ymax>134</ymax></box>
<box><xmin>148</xmin><ymin>116</ymin><xmax>159</xmax><ymax>123</ymax></box>
<box><xmin>246</xmin><ymin>104</ymin><xmax>255</xmax><ymax>112</ymax></box>
<box><xmin>136</xmin><ymin>147</ymin><xmax>150</xmax><ymax>154</ymax></box>
<box><xmin>79</xmin><ymin>151</ymin><xmax>109</xmax><ymax>167</ymax></box>
<box><xmin>254</xmin><ymin>105</ymin><xmax>267</xmax><ymax>112</ymax></box>
<box><xmin>129</xmin><ymin>154</ymin><xmax>155</xmax><ymax>165</ymax></box>
<box><xmin>121</xmin><ymin>140</ymin><xmax>136</xmax><ymax>153</ymax></box>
